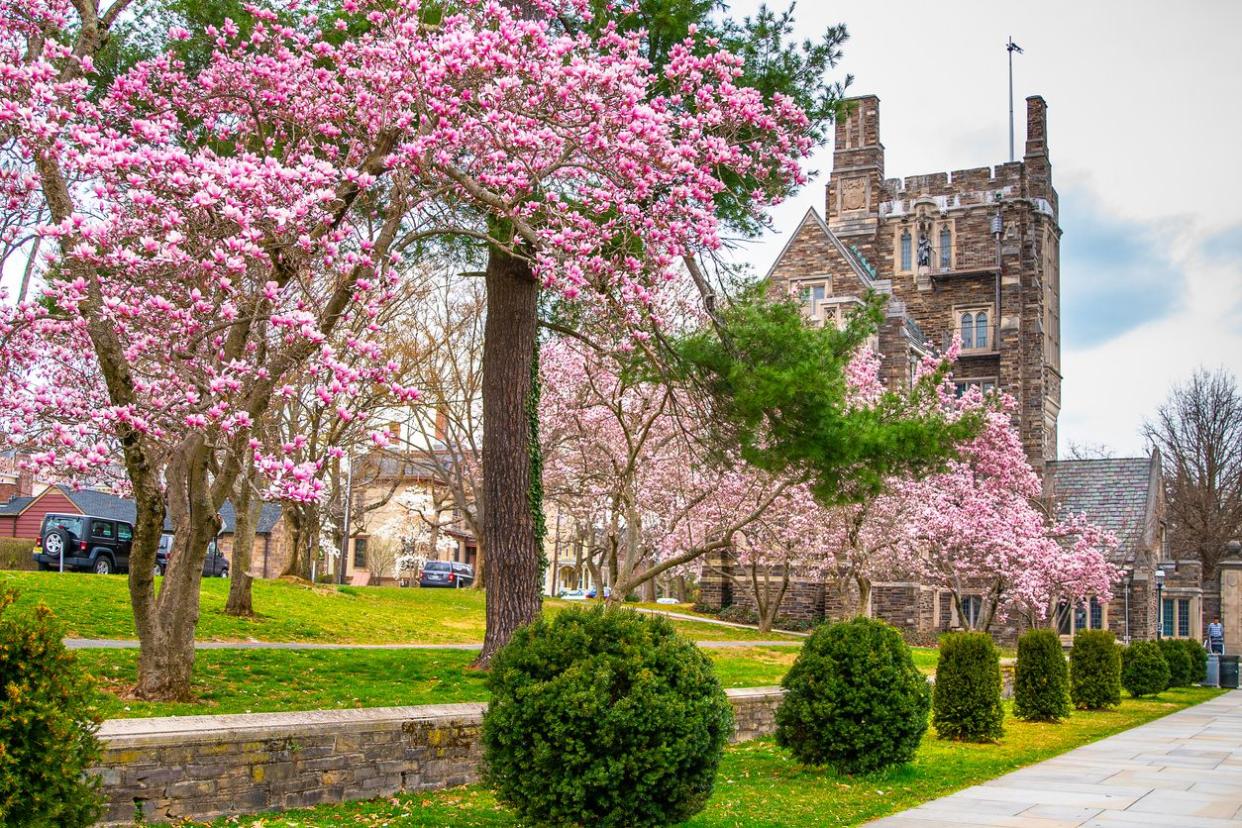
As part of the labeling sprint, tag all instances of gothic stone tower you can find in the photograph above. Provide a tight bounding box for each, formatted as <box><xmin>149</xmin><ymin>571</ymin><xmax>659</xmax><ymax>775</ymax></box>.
<box><xmin>773</xmin><ymin>94</ymin><xmax>1062</xmax><ymax>474</ymax></box>
<box><xmin>699</xmin><ymin>94</ymin><xmax>1064</xmax><ymax>627</ymax></box>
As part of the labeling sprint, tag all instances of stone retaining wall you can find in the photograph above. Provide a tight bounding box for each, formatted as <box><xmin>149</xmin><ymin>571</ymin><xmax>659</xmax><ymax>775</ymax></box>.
<box><xmin>95</xmin><ymin>687</ymin><xmax>785</xmax><ymax>826</ymax></box>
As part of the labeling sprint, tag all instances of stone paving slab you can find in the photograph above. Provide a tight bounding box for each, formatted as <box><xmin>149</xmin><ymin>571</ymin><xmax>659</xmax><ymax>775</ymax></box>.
<box><xmin>868</xmin><ymin>690</ymin><xmax>1242</xmax><ymax>827</ymax></box>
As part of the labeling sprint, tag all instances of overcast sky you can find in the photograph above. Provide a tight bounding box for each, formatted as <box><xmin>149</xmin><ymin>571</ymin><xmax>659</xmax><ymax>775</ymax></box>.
<box><xmin>731</xmin><ymin>0</ymin><xmax>1242</xmax><ymax>457</ymax></box>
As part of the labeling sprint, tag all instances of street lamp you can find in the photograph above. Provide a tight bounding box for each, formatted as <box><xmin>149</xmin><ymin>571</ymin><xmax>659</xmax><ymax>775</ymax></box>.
<box><xmin>1154</xmin><ymin>567</ymin><xmax>1165</xmax><ymax>640</ymax></box>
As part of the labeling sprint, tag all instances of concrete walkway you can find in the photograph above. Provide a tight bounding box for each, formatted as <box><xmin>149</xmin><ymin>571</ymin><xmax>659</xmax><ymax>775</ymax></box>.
<box><xmin>64</xmin><ymin>637</ymin><xmax>799</xmax><ymax>650</ymax></box>
<box><xmin>868</xmin><ymin>690</ymin><xmax>1242</xmax><ymax>827</ymax></box>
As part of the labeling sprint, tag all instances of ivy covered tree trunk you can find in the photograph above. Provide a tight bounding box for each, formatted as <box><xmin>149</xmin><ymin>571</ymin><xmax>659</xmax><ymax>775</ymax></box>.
<box><xmin>475</xmin><ymin>243</ymin><xmax>542</xmax><ymax>667</ymax></box>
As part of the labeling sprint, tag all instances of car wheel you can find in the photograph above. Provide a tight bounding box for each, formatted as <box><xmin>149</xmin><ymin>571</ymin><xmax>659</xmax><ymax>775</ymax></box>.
<box><xmin>153</xmin><ymin>565</ymin><xmax>163</xmax><ymax>577</ymax></box>
<box><xmin>93</xmin><ymin>556</ymin><xmax>113</xmax><ymax>575</ymax></box>
<box><xmin>219</xmin><ymin>569</ymin><xmax>229</xmax><ymax>578</ymax></box>
<box><xmin>42</xmin><ymin>528</ymin><xmax>68</xmax><ymax>558</ymax></box>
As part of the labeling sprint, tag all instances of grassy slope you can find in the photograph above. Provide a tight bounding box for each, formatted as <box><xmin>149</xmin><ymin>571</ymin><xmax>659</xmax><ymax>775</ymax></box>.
<box><xmin>164</xmin><ymin>688</ymin><xmax>1222</xmax><ymax>827</ymax></box>
<box><xmin>0</xmin><ymin>571</ymin><xmax>798</xmax><ymax>643</ymax></box>
<box><xmin>79</xmin><ymin>645</ymin><xmax>807</xmax><ymax>719</ymax></box>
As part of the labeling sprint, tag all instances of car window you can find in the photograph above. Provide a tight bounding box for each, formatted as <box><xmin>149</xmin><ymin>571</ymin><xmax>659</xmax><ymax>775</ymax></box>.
<box><xmin>117</xmin><ymin>523</ymin><xmax>133</xmax><ymax>542</ymax></box>
<box><xmin>424</xmin><ymin>561</ymin><xmax>450</xmax><ymax>571</ymax></box>
<box><xmin>159</xmin><ymin>535</ymin><xmax>173</xmax><ymax>551</ymax></box>
<box><xmin>91</xmin><ymin>520</ymin><xmax>115</xmax><ymax>539</ymax></box>
<box><xmin>452</xmin><ymin>563</ymin><xmax>472</xmax><ymax>574</ymax></box>
<box><xmin>44</xmin><ymin>515</ymin><xmax>84</xmax><ymax>536</ymax></box>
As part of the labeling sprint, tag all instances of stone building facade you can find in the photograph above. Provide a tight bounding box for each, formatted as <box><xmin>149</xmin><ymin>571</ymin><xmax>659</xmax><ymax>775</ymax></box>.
<box><xmin>701</xmin><ymin>95</ymin><xmax>1193</xmax><ymax>645</ymax></box>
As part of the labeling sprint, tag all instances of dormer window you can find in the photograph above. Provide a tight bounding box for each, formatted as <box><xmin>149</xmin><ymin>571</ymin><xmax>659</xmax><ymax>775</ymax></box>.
<box><xmin>900</xmin><ymin>230</ymin><xmax>912</xmax><ymax>271</ymax></box>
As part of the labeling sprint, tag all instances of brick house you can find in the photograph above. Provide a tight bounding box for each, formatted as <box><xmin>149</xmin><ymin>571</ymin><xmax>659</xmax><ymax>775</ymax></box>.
<box><xmin>0</xmin><ymin>484</ymin><xmax>293</xmax><ymax>578</ymax></box>
<box><xmin>700</xmin><ymin>94</ymin><xmax>1182</xmax><ymax>644</ymax></box>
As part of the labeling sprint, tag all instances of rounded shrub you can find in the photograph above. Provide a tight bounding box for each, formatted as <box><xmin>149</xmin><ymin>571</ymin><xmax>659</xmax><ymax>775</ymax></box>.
<box><xmin>775</xmin><ymin>617</ymin><xmax>929</xmax><ymax>774</ymax></box>
<box><xmin>1180</xmin><ymin>638</ymin><xmax>1208</xmax><ymax>685</ymax></box>
<box><xmin>1069</xmin><ymin>629</ymin><xmax>1122</xmax><ymax>710</ymax></box>
<box><xmin>482</xmin><ymin>605</ymin><xmax>732</xmax><ymax>828</ymax></box>
<box><xmin>1157</xmin><ymin>639</ymin><xmax>1195</xmax><ymax>688</ymax></box>
<box><xmin>1014</xmin><ymin>628</ymin><xmax>1070</xmax><ymax>722</ymax></box>
<box><xmin>1122</xmin><ymin>641</ymin><xmax>1171</xmax><ymax>698</ymax></box>
<box><xmin>0</xmin><ymin>590</ymin><xmax>103</xmax><ymax>827</ymax></box>
<box><xmin>933</xmin><ymin>632</ymin><xmax>1004</xmax><ymax>741</ymax></box>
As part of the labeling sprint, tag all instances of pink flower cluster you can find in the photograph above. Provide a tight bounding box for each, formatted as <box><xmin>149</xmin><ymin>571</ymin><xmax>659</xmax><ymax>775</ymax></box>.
<box><xmin>0</xmin><ymin>0</ymin><xmax>810</xmax><ymax>502</ymax></box>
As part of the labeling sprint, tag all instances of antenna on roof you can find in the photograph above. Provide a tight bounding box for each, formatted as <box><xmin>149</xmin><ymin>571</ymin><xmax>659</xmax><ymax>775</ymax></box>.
<box><xmin>1007</xmin><ymin>37</ymin><xmax>1024</xmax><ymax>162</ymax></box>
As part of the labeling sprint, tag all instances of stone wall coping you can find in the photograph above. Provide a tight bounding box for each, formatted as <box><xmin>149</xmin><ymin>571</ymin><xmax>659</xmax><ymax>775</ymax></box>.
<box><xmin>99</xmin><ymin>702</ymin><xmax>488</xmax><ymax>749</ymax></box>
<box><xmin>99</xmin><ymin>688</ymin><xmax>787</xmax><ymax>750</ymax></box>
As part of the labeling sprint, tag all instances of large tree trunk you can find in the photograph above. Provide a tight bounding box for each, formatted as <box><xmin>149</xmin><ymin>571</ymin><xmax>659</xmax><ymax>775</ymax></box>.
<box><xmin>225</xmin><ymin>469</ymin><xmax>261</xmax><ymax>617</ymax></box>
<box><xmin>132</xmin><ymin>441</ymin><xmax>223</xmax><ymax>700</ymax></box>
<box><xmin>475</xmin><ymin>244</ymin><xmax>542</xmax><ymax>667</ymax></box>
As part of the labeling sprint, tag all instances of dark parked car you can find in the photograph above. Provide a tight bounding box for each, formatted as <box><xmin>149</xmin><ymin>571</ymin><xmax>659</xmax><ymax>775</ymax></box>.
<box><xmin>33</xmin><ymin>513</ymin><xmax>133</xmax><ymax>574</ymax></box>
<box><xmin>154</xmin><ymin>534</ymin><xmax>229</xmax><ymax>578</ymax></box>
<box><xmin>418</xmin><ymin>560</ymin><xmax>474</xmax><ymax>588</ymax></box>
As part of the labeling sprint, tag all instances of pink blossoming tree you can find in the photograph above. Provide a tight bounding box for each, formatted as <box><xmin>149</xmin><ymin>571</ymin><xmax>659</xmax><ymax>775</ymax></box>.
<box><xmin>1</xmin><ymin>0</ymin><xmax>815</xmax><ymax>692</ymax></box>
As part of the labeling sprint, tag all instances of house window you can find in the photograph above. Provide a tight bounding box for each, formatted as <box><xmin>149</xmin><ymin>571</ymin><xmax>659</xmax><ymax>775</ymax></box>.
<box><xmin>1058</xmin><ymin>598</ymin><xmax>1105</xmax><ymax>635</ymax></box>
<box><xmin>957</xmin><ymin>308</ymin><xmax>992</xmax><ymax>352</ymax></box>
<box><xmin>353</xmin><ymin>537</ymin><xmax>368</xmax><ymax>569</ymax></box>
<box><xmin>900</xmin><ymin>230</ymin><xmax>912</xmax><ymax>271</ymax></box>
<box><xmin>1162</xmin><ymin>598</ymin><xmax>1174</xmax><ymax>638</ymax></box>
<box><xmin>1178</xmin><ymin>599</ymin><xmax>1191</xmax><ymax>638</ymax></box>
<box><xmin>797</xmin><ymin>281</ymin><xmax>828</xmax><ymax>318</ymax></box>
<box><xmin>939</xmin><ymin>227</ymin><xmax>952</xmax><ymax>269</ymax></box>
<box><xmin>1056</xmin><ymin>601</ymin><xmax>1072</xmax><ymax>635</ymax></box>
<box><xmin>954</xmin><ymin>379</ymin><xmax>997</xmax><ymax>398</ymax></box>
<box><xmin>960</xmin><ymin>595</ymin><xmax>982</xmax><ymax>627</ymax></box>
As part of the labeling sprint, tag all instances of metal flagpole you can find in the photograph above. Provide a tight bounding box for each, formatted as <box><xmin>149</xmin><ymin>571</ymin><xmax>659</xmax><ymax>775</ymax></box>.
<box><xmin>1007</xmin><ymin>37</ymin><xmax>1024</xmax><ymax>162</ymax></box>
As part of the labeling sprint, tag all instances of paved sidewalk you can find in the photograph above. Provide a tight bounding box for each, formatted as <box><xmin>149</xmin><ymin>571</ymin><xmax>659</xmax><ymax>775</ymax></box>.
<box><xmin>64</xmin><ymin>637</ymin><xmax>799</xmax><ymax>650</ymax></box>
<box><xmin>868</xmin><ymin>690</ymin><xmax>1242</xmax><ymax>827</ymax></box>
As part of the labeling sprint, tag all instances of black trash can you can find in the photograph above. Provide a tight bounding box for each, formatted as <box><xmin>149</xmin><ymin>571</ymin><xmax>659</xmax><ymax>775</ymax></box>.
<box><xmin>1221</xmin><ymin>655</ymin><xmax>1239</xmax><ymax>689</ymax></box>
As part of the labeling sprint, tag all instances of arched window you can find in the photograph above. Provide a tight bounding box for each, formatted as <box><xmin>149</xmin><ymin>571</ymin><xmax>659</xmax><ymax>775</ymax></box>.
<box><xmin>960</xmin><ymin>312</ymin><xmax>974</xmax><ymax>349</ymax></box>
<box><xmin>900</xmin><ymin>230</ymin><xmax>912</xmax><ymax>271</ymax></box>
<box><xmin>939</xmin><ymin>227</ymin><xmax>952</xmax><ymax>269</ymax></box>
<box><xmin>975</xmin><ymin>311</ymin><xmax>989</xmax><ymax>350</ymax></box>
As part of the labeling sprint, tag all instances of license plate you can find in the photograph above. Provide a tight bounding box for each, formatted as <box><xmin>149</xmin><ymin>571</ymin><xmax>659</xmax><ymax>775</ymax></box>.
<box><xmin>33</xmin><ymin>546</ymin><xmax>41</xmax><ymax>555</ymax></box>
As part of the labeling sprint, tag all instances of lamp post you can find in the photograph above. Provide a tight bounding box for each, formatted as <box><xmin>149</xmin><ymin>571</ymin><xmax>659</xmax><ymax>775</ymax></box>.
<box><xmin>1154</xmin><ymin>567</ymin><xmax>1165</xmax><ymax>640</ymax></box>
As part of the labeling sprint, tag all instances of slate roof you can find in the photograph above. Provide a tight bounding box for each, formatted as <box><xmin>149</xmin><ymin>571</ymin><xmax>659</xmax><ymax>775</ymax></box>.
<box><xmin>1048</xmin><ymin>456</ymin><xmax>1158</xmax><ymax>557</ymax></box>
<box><xmin>1</xmin><ymin>485</ymin><xmax>283</xmax><ymax>534</ymax></box>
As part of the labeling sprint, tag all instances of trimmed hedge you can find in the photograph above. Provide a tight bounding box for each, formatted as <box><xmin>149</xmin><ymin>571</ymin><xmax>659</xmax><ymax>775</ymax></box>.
<box><xmin>1157</xmin><ymin>638</ymin><xmax>1195</xmax><ymax>688</ymax></box>
<box><xmin>1180</xmin><ymin>638</ymin><xmax>1208</xmax><ymax>685</ymax></box>
<box><xmin>482</xmin><ymin>605</ymin><xmax>732</xmax><ymax>828</ymax></box>
<box><xmin>933</xmin><ymin>632</ymin><xmax>1004</xmax><ymax>742</ymax></box>
<box><xmin>1069</xmin><ymin>630</ymin><xmax>1122</xmax><ymax>710</ymax></box>
<box><xmin>0</xmin><ymin>589</ymin><xmax>103</xmax><ymax>826</ymax></box>
<box><xmin>1122</xmin><ymin>641</ymin><xmax>1170</xmax><ymax>698</ymax></box>
<box><xmin>1014</xmin><ymin>628</ymin><xmax>1069</xmax><ymax>722</ymax></box>
<box><xmin>775</xmin><ymin>617</ymin><xmax>929</xmax><ymax>774</ymax></box>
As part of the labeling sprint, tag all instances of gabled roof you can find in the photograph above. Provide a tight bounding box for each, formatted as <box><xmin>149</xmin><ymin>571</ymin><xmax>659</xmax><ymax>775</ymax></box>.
<box><xmin>1048</xmin><ymin>454</ymin><xmax>1161</xmax><ymax>560</ymax></box>
<box><xmin>763</xmin><ymin>208</ymin><xmax>877</xmax><ymax>290</ymax></box>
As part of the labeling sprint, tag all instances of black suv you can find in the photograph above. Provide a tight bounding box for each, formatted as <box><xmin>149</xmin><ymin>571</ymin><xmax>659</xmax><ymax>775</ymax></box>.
<box><xmin>418</xmin><ymin>560</ymin><xmax>474</xmax><ymax>588</ymax></box>
<box><xmin>34</xmin><ymin>513</ymin><xmax>133</xmax><ymax>575</ymax></box>
<box><xmin>154</xmin><ymin>534</ymin><xmax>229</xmax><ymax>578</ymax></box>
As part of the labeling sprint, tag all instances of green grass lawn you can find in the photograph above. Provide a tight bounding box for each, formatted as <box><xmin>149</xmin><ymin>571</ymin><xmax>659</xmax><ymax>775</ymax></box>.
<box><xmin>162</xmin><ymin>687</ymin><xmax>1222</xmax><ymax>827</ymax></box>
<box><xmin>0</xmin><ymin>571</ymin><xmax>799</xmax><ymax>644</ymax></box>
<box><xmin>78</xmin><ymin>644</ymin><xmax>805</xmax><ymax>719</ymax></box>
